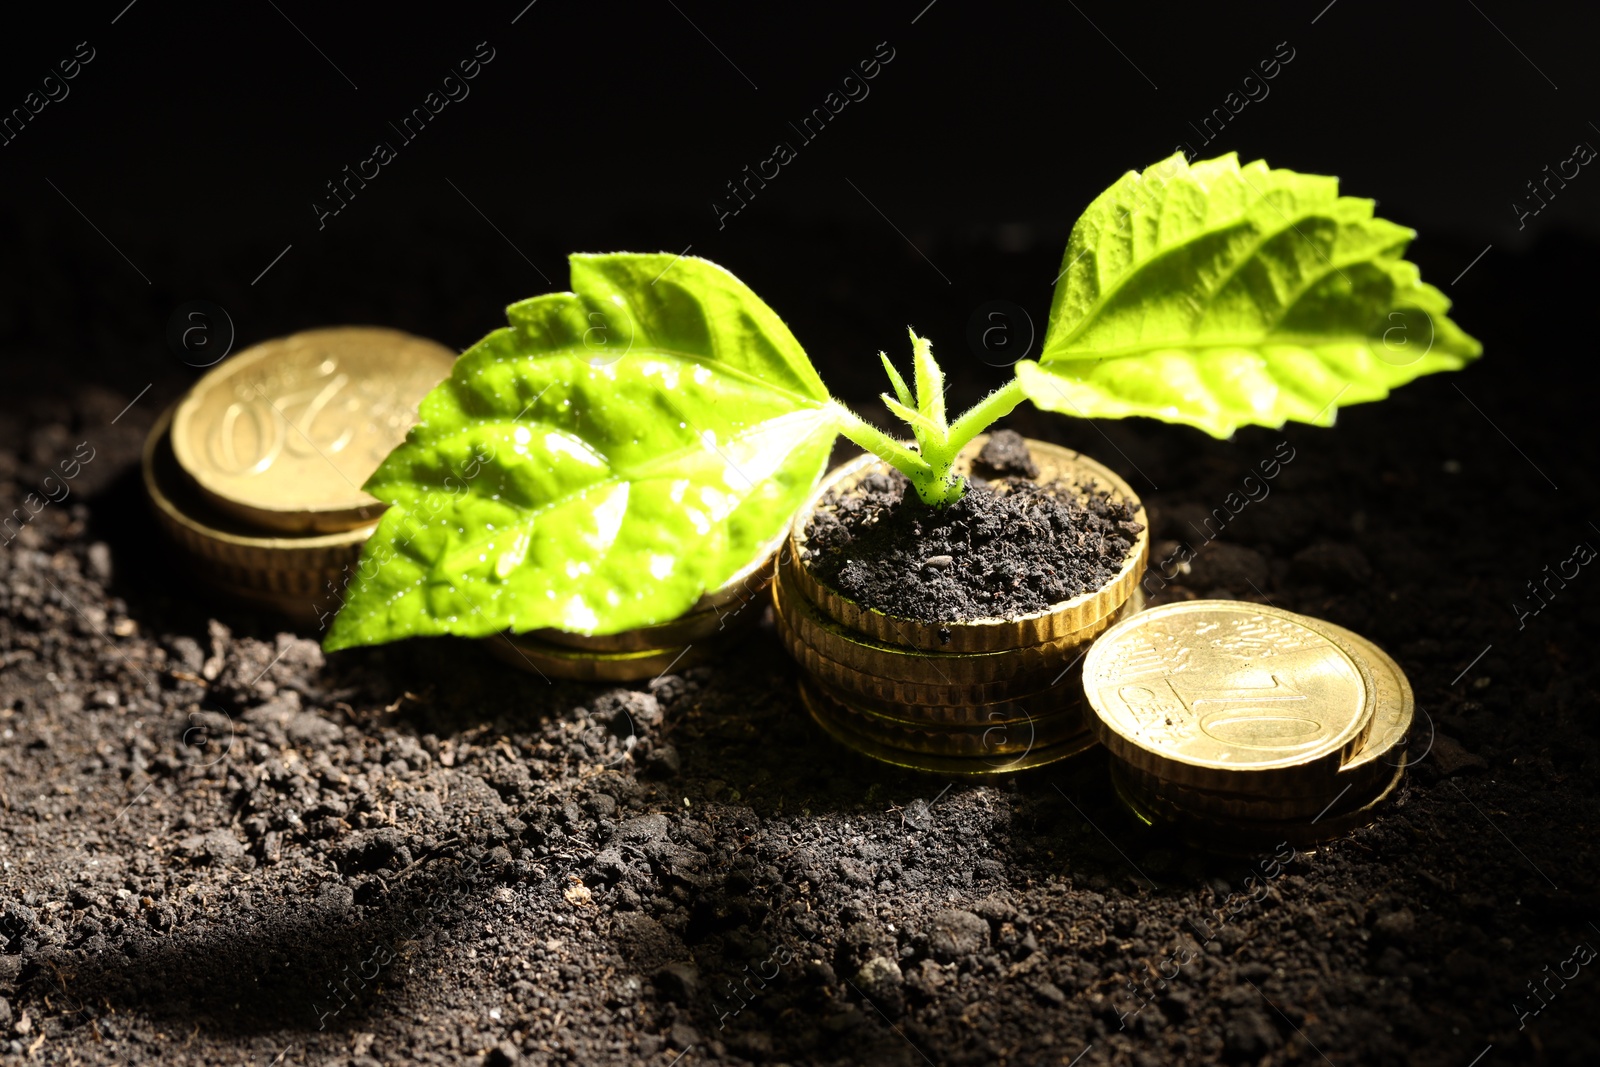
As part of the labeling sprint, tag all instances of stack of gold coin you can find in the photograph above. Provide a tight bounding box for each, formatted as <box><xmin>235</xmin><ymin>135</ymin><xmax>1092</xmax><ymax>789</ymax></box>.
<box><xmin>773</xmin><ymin>436</ymin><xmax>1150</xmax><ymax>775</ymax></box>
<box><xmin>485</xmin><ymin>531</ymin><xmax>782</xmax><ymax>682</ymax></box>
<box><xmin>1083</xmin><ymin>601</ymin><xmax>1414</xmax><ymax>849</ymax></box>
<box><xmin>144</xmin><ymin>327</ymin><xmax>457</xmax><ymax>627</ymax></box>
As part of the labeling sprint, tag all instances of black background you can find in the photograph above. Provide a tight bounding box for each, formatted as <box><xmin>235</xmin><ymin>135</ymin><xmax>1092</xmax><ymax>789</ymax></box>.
<box><xmin>2</xmin><ymin>0</ymin><xmax>1596</xmax><ymax>411</ymax></box>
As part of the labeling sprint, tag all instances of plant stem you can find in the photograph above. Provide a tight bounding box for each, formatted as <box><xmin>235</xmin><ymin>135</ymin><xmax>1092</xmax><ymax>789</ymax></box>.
<box><xmin>830</xmin><ymin>404</ymin><xmax>929</xmax><ymax>481</ymax></box>
<box><xmin>946</xmin><ymin>378</ymin><xmax>1026</xmax><ymax>456</ymax></box>
<box><xmin>838</xmin><ymin>336</ymin><xmax>1031</xmax><ymax>508</ymax></box>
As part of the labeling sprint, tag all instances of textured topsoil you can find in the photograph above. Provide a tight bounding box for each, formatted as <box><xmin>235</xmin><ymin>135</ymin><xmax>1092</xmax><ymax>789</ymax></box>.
<box><xmin>801</xmin><ymin>432</ymin><xmax>1144</xmax><ymax>626</ymax></box>
<box><xmin>2</xmin><ymin>237</ymin><xmax>1597</xmax><ymax>1067</ymax></box>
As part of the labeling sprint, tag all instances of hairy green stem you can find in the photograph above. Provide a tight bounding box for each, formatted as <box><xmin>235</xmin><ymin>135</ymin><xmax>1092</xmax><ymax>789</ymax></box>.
<box><xmin>828</xmin><ymin>376</ymin><xmax>1028</xmax><ymax>508</ymax></box>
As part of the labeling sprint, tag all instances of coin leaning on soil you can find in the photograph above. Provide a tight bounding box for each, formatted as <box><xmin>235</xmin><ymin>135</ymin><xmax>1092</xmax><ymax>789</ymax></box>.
<box><xmin>1085</xmin><ymin>599</ymin><xmax>1415</xmax><ymax>843</ymax></box>
<box><xmin>143</xmin><ymin>404</ymin><xmax>376</xmax><ymax>626</ymax></box>
<box><xmin>171</xmin><ymin>326</ymin><xmax>456</xmax><ymax>534</ymax></box>
<box><xmin>1083</xmin><ymin>600</ymin><xmax>1377</xmax><ymax>796</ymax></box>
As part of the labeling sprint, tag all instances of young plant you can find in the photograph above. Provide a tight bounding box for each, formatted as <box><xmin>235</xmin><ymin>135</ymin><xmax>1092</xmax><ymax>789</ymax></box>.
<box><xmin>323</xmin><ymin>152</ymin><xmax>1480</xmax><ymax>651</ymax></box>
<box><xmin>831</xmin><ymin>331</ymin><xmax>1025</xmax><ymax>506</ymax></box>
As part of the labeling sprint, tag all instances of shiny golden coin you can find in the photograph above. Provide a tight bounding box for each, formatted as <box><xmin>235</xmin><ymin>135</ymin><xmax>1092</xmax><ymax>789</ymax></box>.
<box><xmin>1110</xmin><ymin>752</ymin><xmax>1406</xmax><ymax>853</ymax></box>
<box><xmin>1114</xmin><ymin>760</ymin><xmax>1344</xmax><ymax>822</ymax></box>
<box><xmin>531</xmin><ymin>528</ymin><xmax>785</xmax><ymax>653</ymax></box>
<box><xmin>810</xmin><ymin>675</ymin><xmax>1091</xmax><ymax>754</ymax></box>
<box><xmin>1084</xmin><ymin>601</ymin><xmax>1375</xmax><ymax>796</ymax></box>
<box><xmin>144</xmin><ymin>404</ymin><xmax>373</xmax><ymax>626</ymax></box>
<box><xmin>799</xmin><ymin>677</ymin><xmax>1097</xmax><ymax>776</ymax></box>
<box><xmin>773</xmin><ymin>561</ymin><xmax>1124</xmax><ymax>690</ymax></box>
<box><xmin>788</xmin><ymin>435</ymin><xmax>1148</xmax><ymax>653</ymax></box>
<box><xmin>778</xmin><ymin>619</ymin><xmax>1081</xmax><ymax>718</ymax></box>
<box><xmin>172</xmin><ymin>326</ymin><xmax>456</xmax><ymax>534</ymax></box>
<box><xmin>839</xmin><ymin>681</ymin><xmax>1082</xmax><ymax>729</ymax></box>
<box><xmin>776</xmin><ymin>578</ymin><xmax>1143</xmax><ymax>715</ymax></box>
<box><xmin>1318</xmin><ymin>622</ymin><xmax>1414</xmax><ymax>800</ymax></box>
<box><xmin>1112</xmin><ymin>620</ymin><xmax>1414</xmax><ymax>820</ymax></box>
<box><xmin>1106</xmin><ymin>620</ymin><xmax>1412</xmax><ymax>832</ymax></box>
<box><xmin>486</xmin><ymin>631</ymin><xmax>713</xmax><ymax>683</ymax></box>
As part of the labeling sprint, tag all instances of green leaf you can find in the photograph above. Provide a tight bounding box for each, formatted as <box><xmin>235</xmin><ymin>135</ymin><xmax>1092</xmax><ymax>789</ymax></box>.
<box><xmin>880</xmin><ymin>352</ymin><xmax>914</xmax><ymax>409</ymax></box>
<box><xmin>324</xmin><ymin>253</ymin><xmax>837</xmax><ymax>651</ymax></box>
<box><xmin>880</xmin><ymin>393</ymin><xmax>943</xmax><ymax>442</ymax></box>
<box><xmin>910</xmin><ymin>329</ymin><xmax>946</xmax><ymax>429</ymax></box>
<box><xmin>1017</xmin><ymin>153</ymin><xmax>1482</xmax><ymax>437</ymax></box>
<box><xmin>945</xmin><ymin>379</ymin><xmax>1027</xmax><ymax>459</ymax></box>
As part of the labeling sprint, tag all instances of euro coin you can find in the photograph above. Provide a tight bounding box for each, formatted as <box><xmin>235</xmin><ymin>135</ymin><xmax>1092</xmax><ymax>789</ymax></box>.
<box><xmin>171</xmin><ymin>326</ymin><xmax>456</xmax><ymax>534</ymax></box>
<box><xmin>143</xmin><ymin>404</ymin><xmax>373</xmax><ymax>626</ymax></box>
<box><xmin>1084</xmin><ymin>601</ymin><xmax>1375</xmax><ymax>796</ymax></box>
<box><xmin>1110</xmin><ymin>750</ymin><xmax>1406</xmax><ymax>853</ymax></box>
<box><xmin>798</xmin><ymin>677</ymin><xmax>1097</xmax><ymax>775</ymax></box>
<box><xmin>1097</xmin><ymin>608</ymin><xmax>1414</xmax><ymax>847</ymax></box>
<box><xmin>807</xmin><ymin>673</ymin><xmax>1091</xmax><ymax>752</ymax></box>
<box><xmin>773</xmin><ymin>563</ymin><xmax>1119</xmax><ymax>690</ymax></box>
<box><xmin>486</xmin><ymin>631</ymin><xmax>712</xmax><ymax>683</ymax></box>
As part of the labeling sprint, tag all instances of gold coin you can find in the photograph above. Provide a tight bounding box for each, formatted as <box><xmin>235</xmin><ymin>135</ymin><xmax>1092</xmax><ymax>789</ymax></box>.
<box><xmin>1318</xmin><ymin>622</ymin><xmax>1414</xmax><ymax>799</ymax></box>
<box><xmin>1113</xmin><ymin>617</ymin><xmax>1409</xmax><ymax>819</ymax></box>
<box><xmin>1110</xmin><ymin>753</ymin><xmax>1406</xmax><ymax>853</ymax></box>
<box><xmin>1105</xmin><ymin>620</ymin><xmax>1412</xmax><ymax>833</ymax></box>
<box><xmin>171</xmin><ymin>327</ymin><xmax>456</xmax><ymax>534</ymax></box>
<box><xmin>1113</xmin><ymin>760</ymin><xmax>1341</xmax><ymax>822</ymax></box>
<box><xmin>776</xmin><ymin>580</ymin><xmax>1144</xmax><ymax>715</ymax></box>
<box><xmin>787</xmin><ymin>435</ymin><xmax>1148</xmax><ymax>653</ymax></box>
<box><xmin>1084</xmin><ymin>601</ymin><xmax>1375</xmax><ymax>796</ymax></box>
<box><xmin>773</xmin><ymin>561</ymin><xmax>1125</xmax><ymax>689</ymax></box>
<box><xmin>838</xmin><ymin>682</ymin><xmax>1081</xmax><ymax>728</ymax></box>
<box><xmin>799</xmin><ymin>677</ymin><xmax>1097</xmax><ymax>775</ymax></box>
<box><xmin>778</xmin><ymin>620</ymin><xmax>1081</xmax><ymax>717</ymax></box>
<box><xmin>144</xmin><ymin>404</ymin><xmax>373</xmax><ymax>626</ymax></box>
<box><xmin>1114</xmin><ymin>621</ymin><xmax>1413</xmax><ymax>820</ymax></box>
<box><xmin>485</xmin><ymin>631</ymin><xmax>712</xmax><ymax>683</ymax></box>
<box><xmin>810</xmin><ymin>675</ymin><xmax>1091</xmax><ymax>753</ymax></box>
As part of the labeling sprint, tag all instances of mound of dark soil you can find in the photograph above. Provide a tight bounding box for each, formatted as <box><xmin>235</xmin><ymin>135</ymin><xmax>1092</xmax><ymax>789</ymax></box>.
<box><xmin>802</xmin><ymin>457</ymin><xmax>1143</xmax><ymax>626</ymax></box>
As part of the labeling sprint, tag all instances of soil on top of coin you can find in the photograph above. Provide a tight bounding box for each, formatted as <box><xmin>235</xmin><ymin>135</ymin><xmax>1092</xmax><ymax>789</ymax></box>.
<box><xmin>802</xmin><ymin>434</ymin><xmax>1143</xmax><ymax>626</ymax></box>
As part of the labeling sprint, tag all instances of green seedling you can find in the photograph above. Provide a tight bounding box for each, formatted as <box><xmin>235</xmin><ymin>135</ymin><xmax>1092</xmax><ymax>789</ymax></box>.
<box><xmin>324</xmin><ymin>153</ymin><xmax>1480</xmax><ymax>650</ymax></box>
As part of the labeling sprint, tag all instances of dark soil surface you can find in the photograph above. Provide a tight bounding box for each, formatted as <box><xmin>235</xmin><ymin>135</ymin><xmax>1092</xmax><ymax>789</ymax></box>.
<box><xmin>802</xmin><ymin>447</ymin><xmax>1144</xmax><ymax>625</ymax></box>
<box><xmin>2</xmin><ymin>228</ymin><xmax>1598</xmax><ymax>1067</ymax></box>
